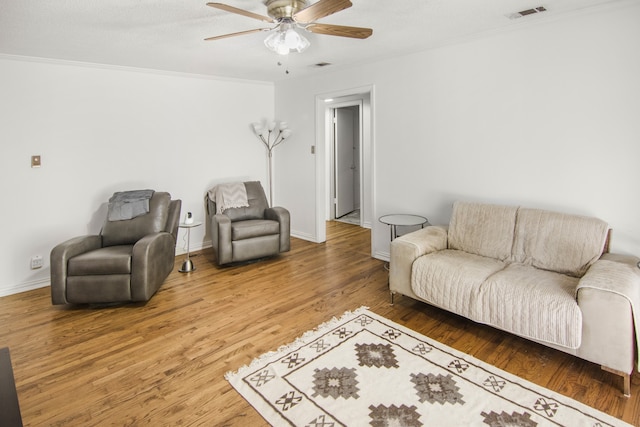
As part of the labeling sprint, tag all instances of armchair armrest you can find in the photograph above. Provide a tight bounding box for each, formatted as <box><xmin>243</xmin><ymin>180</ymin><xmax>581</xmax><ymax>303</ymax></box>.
<box><xmin>266</xmin><ymin>207</ymin><xmax>290</xmax><ymax>252</ymax></box>
<box><xmin>131</xmin><ymin>232</ymin><xmax>177</xmax><ymax>301</ymax></box>
<box><xmin>389</xmin><ymin>226</ymin><xmax>448</xmax><ymax>299</ymax></box>
<box><xmin>211</xmin><ymin>213</ymin><xmax>232</xmax><ymax>265</ymax></box>
<box><xmin>576</xmin><ymin>254</ymin><xmax>640</xmax><ymax>376</ymax></box>
<box><xmin>50</xmin><ymin>235</ymin><xmax>102</xmax><ymax>304</ymax></box>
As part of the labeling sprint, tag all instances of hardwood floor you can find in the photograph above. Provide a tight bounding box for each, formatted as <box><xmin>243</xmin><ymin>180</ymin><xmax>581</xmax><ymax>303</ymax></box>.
<box><xmin>1</xmin><ymin>221</ymin><xmax>638</xmax><ymax>426</ymax></box>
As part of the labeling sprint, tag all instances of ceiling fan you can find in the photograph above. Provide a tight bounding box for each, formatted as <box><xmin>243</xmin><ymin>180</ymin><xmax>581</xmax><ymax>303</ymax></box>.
<box><xmin>205</xmin><ymin>0</ymin><xmax>373</xmax><ymax>55</ymax></box>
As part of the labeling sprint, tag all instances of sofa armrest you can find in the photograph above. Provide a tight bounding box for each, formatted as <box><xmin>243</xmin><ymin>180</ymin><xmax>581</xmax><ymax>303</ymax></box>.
<box><xmin>131</xmin><ymin>232</ymin><xmax>176</xmax><ymax>301</ymax></box>
<box><xmin>211</xmin><ymin>214</ymin><xmax>232</xmax><ymax>265</ymax></box>
<box><xmin>50</xmin><ymin>235</ymin><xmax>102</xmax><ymax>304</ymax></box>
<box><xmin>266</xmin><ymin>207</ymin><xmax>291</xmax><ymax>252</ymax></box>
<box><xmin>576</xmin><ymin>254</ymin><xmax>640</xmax><ymax>374</ymax></box>
<box><xmin>389</xmin><ymin>226</ymin><xmax>448</xmax><ymax>299</ymax></box>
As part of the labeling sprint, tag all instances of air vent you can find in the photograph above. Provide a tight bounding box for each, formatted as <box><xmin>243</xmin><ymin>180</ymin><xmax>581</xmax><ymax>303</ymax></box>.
<box><xmin>313</xmin><ymin>62</ymin><xmax>332</xmax><ymax>68</ymax></box>
<box><xmin>507</xmin><ymin>6</ymin><xmax>547</xmax><ymax>20</ymax></box>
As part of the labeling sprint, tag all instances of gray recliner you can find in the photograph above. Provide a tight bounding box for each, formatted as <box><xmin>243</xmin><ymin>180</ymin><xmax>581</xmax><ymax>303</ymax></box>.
<box><xmin>50</xmin><ymin>191</ymin><xmax>181</xmax><ymax>305</ymax></box>
<box><xmin>207</xmin><ymin>181</ymin><xmax>290</xmax><ymax>266</ymax></box>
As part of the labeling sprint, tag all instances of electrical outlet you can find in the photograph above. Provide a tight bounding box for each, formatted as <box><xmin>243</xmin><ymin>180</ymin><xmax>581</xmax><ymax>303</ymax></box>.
<box><xmin>30</xmin><ymin>255</ymin><xmax>43</xmax><ymax>269</ymax></box>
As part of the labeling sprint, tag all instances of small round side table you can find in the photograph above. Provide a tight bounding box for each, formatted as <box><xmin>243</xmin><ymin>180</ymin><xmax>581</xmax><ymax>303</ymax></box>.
<box><xmin>379</xmin><ymin>214</ymin><xmax>430</xmax><ymax>242</ymax></box>
<box><xmin>379</xmin><ymin>214</ymin><xmax>430</xmax><ymax>276</ymax></box>
<box><xmin>178</xmin><ymin>221</ymin><xmax>202</xmax><ymax>273</ymax></box>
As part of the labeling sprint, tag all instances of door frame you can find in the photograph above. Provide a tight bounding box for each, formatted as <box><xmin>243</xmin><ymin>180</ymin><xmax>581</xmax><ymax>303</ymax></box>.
<box><xmin>314</xmin><ymin>85</ymin><xmax>375</xmax><ymax>245</ymax></box>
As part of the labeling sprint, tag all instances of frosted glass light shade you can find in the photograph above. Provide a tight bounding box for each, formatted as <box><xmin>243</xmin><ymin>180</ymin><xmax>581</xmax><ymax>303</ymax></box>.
<box><xmin>264</xmin><ymin>26</ymin><xmax>309</xmax><ymax>55</ymax></box>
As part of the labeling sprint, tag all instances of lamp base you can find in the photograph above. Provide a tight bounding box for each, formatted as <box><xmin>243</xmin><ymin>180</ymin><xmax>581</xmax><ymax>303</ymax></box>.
<box><xmin>179</xmin><ymin>259</ymin><xmax>195</xmax><ymax>273</ymax></box>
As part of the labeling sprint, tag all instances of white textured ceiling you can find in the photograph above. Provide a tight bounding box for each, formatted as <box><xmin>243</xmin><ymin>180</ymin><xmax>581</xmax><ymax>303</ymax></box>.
<box><xmin>0</xmin><ymin>0</ymin><xmax>628</xmax><ymax>82</ymax></box>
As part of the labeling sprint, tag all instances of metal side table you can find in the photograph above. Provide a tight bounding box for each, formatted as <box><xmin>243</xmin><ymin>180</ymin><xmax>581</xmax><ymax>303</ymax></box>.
<box><xmin>178</xmin><ymin>221</ymin><xmax>202</xmax><ymax>273</ymax></box>
<box><xmin>379</xmin><ymin>214</ymin><xmax>430</xmax><ymax>305</ymax></box>
<box><xmin>379</xmin><ymin>214</ymin><xmax>430</xmax><ymax>242</ymax></box>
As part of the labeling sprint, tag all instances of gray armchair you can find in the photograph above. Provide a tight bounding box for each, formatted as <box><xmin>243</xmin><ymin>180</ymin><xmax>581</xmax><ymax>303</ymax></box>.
<box><xmin>207</xmin><ymin>181</ymin><xmax>290</xmax><ymax>265</ymax></box>
<box><xmin>50</xmin><ymin>191</ymin><xmax>181</xmax><ymax>305</ymax></box>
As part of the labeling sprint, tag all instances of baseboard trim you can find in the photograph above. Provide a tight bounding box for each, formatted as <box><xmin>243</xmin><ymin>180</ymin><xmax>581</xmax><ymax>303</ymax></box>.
<box><xmin>175</xmin><ymin>239</ymin><xmax>212</xmax><ymax>256</ymax></box>
<box><xmin>291</xmin><ymin>230</ymin><xmax>317</xmax><ymax>243</ymax></box>
<box><xmin>373</xmin><ymin>249</ymin><xmax>389</xmax><ymax>262</ymax></box>
<box><xmin>0</xmin><ymin>278</ymin><xmax>50</xmax><ymax>298</ymax></box>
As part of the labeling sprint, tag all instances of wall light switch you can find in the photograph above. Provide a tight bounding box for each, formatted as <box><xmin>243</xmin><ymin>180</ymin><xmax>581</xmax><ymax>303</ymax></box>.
<box><xmin>31</xmin><ymin>155</ymin><xmax>41</xmax><ymax>168</ymax></box>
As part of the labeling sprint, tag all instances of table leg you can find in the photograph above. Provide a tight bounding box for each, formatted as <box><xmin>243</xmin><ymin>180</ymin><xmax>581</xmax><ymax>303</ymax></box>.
<box><xmin>179</xmin><ymin>228</ymin><xmax>195</xmax><ymax>273</ymax></box>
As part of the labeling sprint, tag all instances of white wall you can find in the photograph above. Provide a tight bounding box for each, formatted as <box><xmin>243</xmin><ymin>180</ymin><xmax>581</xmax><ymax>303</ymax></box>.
<box><xmin>275</xmin><ymin>3</ymin><xmax>640</xmax><ymax>260</ymax></box>
<box><xmin>0</xmin><ymin>56</ymin><xmax>274</xmax><ymax>296</ymax></box>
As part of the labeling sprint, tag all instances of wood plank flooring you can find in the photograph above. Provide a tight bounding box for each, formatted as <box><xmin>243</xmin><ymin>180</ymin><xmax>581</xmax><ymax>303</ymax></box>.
<box><xmin>0</xmin><ymin>221</ymin><xmax>638</xmax><ymax>426</ymax></box>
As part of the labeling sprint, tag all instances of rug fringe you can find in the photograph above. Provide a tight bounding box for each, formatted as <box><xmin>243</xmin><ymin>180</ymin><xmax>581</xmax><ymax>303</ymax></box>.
<box><xmin>224</xmin><ymin>306</ymin><xmax>370</xmax><ymax>380</ymax></box>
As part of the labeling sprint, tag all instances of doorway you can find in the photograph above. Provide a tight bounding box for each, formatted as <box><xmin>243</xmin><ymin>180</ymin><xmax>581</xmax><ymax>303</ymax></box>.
<box><xmin>333</xmin><ymin>105</ymin><xmax>361</xmax><ymax>225</ymax></box>
<box><xmin>321</xmin><ymin>90</ymin><xmax>372</xmax><ymax>232</ymax></box>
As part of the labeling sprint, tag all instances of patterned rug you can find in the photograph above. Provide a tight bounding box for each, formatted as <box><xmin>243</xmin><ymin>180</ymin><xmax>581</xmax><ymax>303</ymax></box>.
<box><xmin>225</xmin><ymin>307</ymin><xmax>630</xmax><ymax>426</ymax></box>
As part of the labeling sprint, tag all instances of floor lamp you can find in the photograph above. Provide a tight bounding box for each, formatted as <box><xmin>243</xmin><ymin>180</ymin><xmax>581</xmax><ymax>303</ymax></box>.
<box><xmin>252</xmin><ymin>121</ymin><xmax>292</xmax><ymax>207</ymax></box>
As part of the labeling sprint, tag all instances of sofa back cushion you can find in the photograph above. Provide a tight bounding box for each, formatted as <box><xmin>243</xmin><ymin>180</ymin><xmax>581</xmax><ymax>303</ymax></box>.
<box><xmin>102</xmin><ymin>192</ymin><xmax>171</xmax><ymax>246</ymax></box>
<box><xmin>212</xmin><ymin>181</ymin><xmax>268</xmax><ymax>222</ymax></box>
<box><xmin>513</xmin><ymin>208</ymin><xmax>608</xmax><ymax>277</ymax></box>
<box><xmin>448</xmin><ymin>201</ymin><xmax>518</xmax><ymax>261</ymax></box>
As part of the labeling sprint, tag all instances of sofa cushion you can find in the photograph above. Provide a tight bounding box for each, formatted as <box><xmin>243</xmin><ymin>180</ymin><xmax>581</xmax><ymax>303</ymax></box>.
<box><xmin>411</xmin><ymin>249</ymin><xmax>507</xmax><ymax>320</ymax></box>
<box><xmin>231</xmin><ymin>219</ymin><xmax>280</xmax><ymax>241</ymax></box>
<box><xmin>67</xmin><ymin>245</ymin><xmax>133</xmax><ymax>276</ymax></box>
<box><xmin>478</xmin><ymin>263</ymin><xmax>582</xmax><ymax>348</ymax></box>
<box><xmin>513</xmin><ymin>208</ymin><xmax>608</xmax><ymax>277</ymax></box>
<box><xmin>222</xmin><ymin>182</ymin><xmax>269</xmax><ymax>222</ymax></box>
<box><xmin>448</xmin><ymin>201</ymin><xmax>518</xmax><ymax>261</ymax></box>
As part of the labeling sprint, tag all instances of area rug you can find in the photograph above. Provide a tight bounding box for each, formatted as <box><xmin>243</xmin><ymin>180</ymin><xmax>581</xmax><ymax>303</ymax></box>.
<box><xmin>225</xmin><ymin>307</ymin><xmax>630</xmax><ymax>426</ymax></box>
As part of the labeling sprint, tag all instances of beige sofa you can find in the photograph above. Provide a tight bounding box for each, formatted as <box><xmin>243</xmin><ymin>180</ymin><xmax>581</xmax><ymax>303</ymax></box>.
<box><xmin>390</xmin><ymin>201</ymin><xmax>640</xmax><ymax>395</ymax></box>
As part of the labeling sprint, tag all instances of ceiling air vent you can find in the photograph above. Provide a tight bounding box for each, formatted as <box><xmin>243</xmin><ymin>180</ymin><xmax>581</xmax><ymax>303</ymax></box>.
<box><xmin>507</xmin><ymin>6</ymin><xmax>547</xmax><ymax>20</ymax></box>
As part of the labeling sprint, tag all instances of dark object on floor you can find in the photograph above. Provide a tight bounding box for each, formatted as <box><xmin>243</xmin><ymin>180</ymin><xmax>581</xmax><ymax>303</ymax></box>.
<box><xmin>0</xmin><ymin>347</ymin><xmax>22</xmax><ymax>427</ymax></box>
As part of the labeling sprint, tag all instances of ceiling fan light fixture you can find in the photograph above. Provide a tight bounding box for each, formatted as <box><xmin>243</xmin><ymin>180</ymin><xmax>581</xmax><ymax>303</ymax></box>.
<box><xmin>264</xmin><ymin>23</ymin><xmax>310</xmax><ymax>55</ymax></box>
<box><xmin>206</xmin><ymin>0</ymin><xmax>372</xmax><ymax>56</ymax></box>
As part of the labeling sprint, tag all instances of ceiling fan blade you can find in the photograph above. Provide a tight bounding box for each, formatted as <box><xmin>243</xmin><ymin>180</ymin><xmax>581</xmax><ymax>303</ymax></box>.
<box><xmin>204</xmin><ymin>28</ymin><xmax>270</xmax><ymax>41</ymax></box>
<box><xmin>306</xmin><ymin>23</ymin><xmax>372</xmax><ymax>39</ymax></box>
<box><xmin>294</xmin><ymin>0</ymin><xmax>352</xmax><ymax>24</ymax></box>
<box><xmin>206</xmin><ymin>2</ymin><xmax>274</xmax><ymax>23</ymax></box>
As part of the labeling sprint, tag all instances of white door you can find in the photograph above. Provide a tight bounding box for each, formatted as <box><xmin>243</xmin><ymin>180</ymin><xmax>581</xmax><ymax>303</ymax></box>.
<box><xmin>335</xmin><ymin>107</ymin><xmax>356</xmax><ymax>218</ymax></box>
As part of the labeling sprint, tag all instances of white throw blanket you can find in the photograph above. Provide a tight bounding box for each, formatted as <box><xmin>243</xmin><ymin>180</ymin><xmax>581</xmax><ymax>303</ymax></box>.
<box><xmin>208</xmin><ymin>182</ymin><xmax>249</xmax><ymax>214</ymax></box>
<box><xmin>577</xmin><ymin>254</ymin><xmax>640</xmax><ymax>371</ymax></box>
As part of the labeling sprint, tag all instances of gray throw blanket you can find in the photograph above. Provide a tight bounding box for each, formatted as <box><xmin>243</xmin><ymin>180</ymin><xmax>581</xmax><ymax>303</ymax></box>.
<box><xmin>108</xmin><ymin>189</ymin><xmax>154</xmax><ymax>221</ymax></box>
